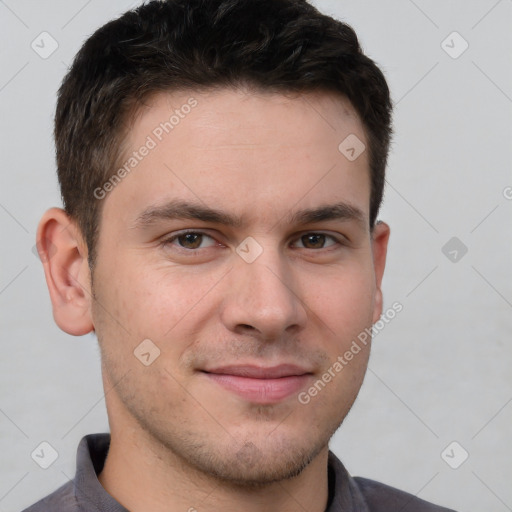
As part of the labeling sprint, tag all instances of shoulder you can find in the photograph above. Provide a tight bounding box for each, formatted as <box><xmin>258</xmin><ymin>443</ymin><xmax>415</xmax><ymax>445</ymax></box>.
<box><xmin>20</xmin><ymin>481</ymin><xmax>78</xmax><ymax>512</ymax></box>
<box><xmin>354</xmin><ymin>476</ymin><xmax>457</xmax><ymax>512</ymax></box>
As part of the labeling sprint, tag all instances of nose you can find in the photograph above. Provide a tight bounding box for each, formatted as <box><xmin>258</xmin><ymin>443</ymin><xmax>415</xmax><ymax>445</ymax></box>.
<box><xmin>219</xmin><ymin>244</ymin><xmax>308</xmax><ymax>341</ymax></box>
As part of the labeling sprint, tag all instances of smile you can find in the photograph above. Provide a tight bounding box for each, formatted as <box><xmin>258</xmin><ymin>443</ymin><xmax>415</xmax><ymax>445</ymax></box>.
<box><xmin>201</xmin><ymin>364</ymin><xmax>313</xmax><ymax>404</ymax></box>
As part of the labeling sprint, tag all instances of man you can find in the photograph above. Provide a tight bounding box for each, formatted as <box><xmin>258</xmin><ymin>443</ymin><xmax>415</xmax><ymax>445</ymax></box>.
<box><xmin>26</xmin><ymin>0</ymin><xmax>456</xmax><ymax>510</ymax></box>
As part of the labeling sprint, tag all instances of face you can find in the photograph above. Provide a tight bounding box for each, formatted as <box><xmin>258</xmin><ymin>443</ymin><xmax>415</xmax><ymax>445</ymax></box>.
<box><xmin>90</xmin><ymin>88</ymin><xmax>388</xmax><ymax>485</ymax></box>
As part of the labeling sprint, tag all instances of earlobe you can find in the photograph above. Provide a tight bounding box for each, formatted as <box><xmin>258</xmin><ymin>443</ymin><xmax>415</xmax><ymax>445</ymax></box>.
<box><xmin>36</xmin><ymin>207</ymin><xmax>94</xmax><ymax>336</ymax></box>
<box><xmin>371</xmin><ymin>221</ymin><xmax>390</xmax><ymax>324</ymax></box>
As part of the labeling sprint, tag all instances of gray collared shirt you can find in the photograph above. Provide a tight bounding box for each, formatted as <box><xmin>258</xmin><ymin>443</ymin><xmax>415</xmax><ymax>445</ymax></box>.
<box><xmin>22</xmin><ymin>433</ymin><xmax>456</xmax><ymax>511</ymax></box>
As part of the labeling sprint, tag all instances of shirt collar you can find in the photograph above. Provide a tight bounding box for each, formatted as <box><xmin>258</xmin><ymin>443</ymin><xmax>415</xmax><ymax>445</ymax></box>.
<box><xmin>73</xmin><ymin>433</ymin><xmax>128</xmax><ymax>512</ymax></box>
<box><xmin>73</xmin><ymin>433</ymin><xmax>369</xmax><ymax>512</ymax></box>
<box><xmin>326</xmin><ymin>450</ymin><xmax>370</xmax><ymax>512</ymax></box>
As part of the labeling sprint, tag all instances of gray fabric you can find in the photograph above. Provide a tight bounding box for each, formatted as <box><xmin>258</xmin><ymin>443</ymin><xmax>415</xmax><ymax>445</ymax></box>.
<box><xmin>22</xmin><ymin>433</ymin><xmax>456</xmax><ymax>511</ymax></box>
<box><xmin>23</xmin><ymin>434</ymin><xmax>127</xmax><ymax>512</ymax></box>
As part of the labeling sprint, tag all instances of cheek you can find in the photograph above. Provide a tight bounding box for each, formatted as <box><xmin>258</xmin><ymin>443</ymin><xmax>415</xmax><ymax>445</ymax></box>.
<box><xmin>304</xmin><ymin>264</ymin><xmax>376</xmax><ymax>333</ymax></box>
<box><xmin>91</xmin><ymin>257</ymin><xmax>163</xmax><ymax>356</ymax></box>
<box><xmin>93</xmin><ymin>256</ymin><xmax>227</xmax><ymax>352</ymax></box>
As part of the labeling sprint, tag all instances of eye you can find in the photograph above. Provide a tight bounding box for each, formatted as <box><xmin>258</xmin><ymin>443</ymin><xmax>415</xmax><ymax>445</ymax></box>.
<box><xmin>292</xmin><ymin>233</ymin><xmax>339</xmax><ymax>249</ymax></box>
<box><xmin>163</xmin><ymin>231</ymin><xmax>217</xmax><ymax>250</ymax></box>
<box><xmin>160</xmin><ymin>230</ymin><xmax>343</xmax><ymax>253</ymax></box>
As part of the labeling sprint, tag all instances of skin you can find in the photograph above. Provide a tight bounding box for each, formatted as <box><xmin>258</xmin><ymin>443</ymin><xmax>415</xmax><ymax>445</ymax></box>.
<box><xmin>37</xmin><ymin>88</ymin><xmax>389</xmax><ymax>512</ymax></box>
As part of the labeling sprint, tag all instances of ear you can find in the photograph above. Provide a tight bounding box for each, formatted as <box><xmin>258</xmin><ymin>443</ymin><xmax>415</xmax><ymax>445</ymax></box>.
<box><xmin>36</xmin><ymin>207</ymin><xmax>94</xmax><ymax>336</ymax></box>
<box><xmin>370</xmin><ymin>221</ymin><xmax>390</xmax><ymax>324</ymax></box>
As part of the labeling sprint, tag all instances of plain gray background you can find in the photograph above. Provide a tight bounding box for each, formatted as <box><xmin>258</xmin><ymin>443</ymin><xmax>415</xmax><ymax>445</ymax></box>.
<box><xmin>1</xmin><ymin>1</ymin><xmax>511</xmax><ymax>511</ymax></box>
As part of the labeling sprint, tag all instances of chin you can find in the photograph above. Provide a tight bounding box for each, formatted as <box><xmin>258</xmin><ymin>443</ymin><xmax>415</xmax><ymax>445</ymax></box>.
<box><xmin>176</xmin><ymin>433</ymin><xmax>327</xmax><ymax>488</ymax></box>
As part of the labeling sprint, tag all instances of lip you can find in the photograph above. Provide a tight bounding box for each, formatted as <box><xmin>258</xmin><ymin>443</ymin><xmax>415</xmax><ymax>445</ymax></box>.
<box><xmin>201</xmin><ymin>364</ymin><xmax>313</xmax><ymax>404</ymax></box>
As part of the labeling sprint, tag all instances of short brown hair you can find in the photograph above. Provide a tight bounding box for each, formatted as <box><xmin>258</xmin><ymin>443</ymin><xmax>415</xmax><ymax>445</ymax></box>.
<box><xmin>55</xmin><ymin>0</ymin><xmax>392</xmax><ymax>267</ymax></box>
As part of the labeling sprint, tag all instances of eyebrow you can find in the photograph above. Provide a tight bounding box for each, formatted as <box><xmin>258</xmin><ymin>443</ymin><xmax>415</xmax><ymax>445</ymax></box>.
<box><xmin>132</xmin><ymin>199</ymin><xmax>367</xmax><ymax>230</ymax></box>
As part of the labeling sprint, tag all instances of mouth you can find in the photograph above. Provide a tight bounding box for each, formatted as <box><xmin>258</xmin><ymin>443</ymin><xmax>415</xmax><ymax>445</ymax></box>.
<box><xmin>200</xmin><ymin>364</ymin><xmax>314</xmax><ymax>404</ymax></box>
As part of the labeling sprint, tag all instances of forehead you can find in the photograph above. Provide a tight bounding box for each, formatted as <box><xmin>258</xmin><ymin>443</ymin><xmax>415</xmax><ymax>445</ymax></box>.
<box><xmin>105</xmin><ymin>87</ymin><xmax>371</xmax><ymax>227</ymax></box>
<box><xmin>122</xmin><ymin>87</ymin><xmax>366</xmax><ymax>161</ymax></box>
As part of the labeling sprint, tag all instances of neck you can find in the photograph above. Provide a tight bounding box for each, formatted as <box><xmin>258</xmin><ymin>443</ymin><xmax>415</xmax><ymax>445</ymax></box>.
<box><xmin>98</xmin><ymin>423</ymin><xmax>330</xmax><ymax>512</ymax></box>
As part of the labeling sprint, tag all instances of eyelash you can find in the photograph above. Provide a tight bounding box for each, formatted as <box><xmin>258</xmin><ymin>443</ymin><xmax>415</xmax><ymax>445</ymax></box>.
<box><xmin>160</xmin><ymin>230</ymin><xmax>346</xmax><ymax>251</ymax></box>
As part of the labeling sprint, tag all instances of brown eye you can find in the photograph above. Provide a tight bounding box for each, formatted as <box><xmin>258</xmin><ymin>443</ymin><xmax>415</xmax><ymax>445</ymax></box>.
<box><xmin>177</xmin><ymin>233</ymin><xmax>204</xmax><ymax>249</ymax></box>
<box><xmin>163</xmin><ymin>232</ymin><xmax>216</xmax><ymax>250</ymax></box>
<box><xmin>294</xmin><ymin>233</ymin><xmax>338</xmax><ymax>249</ymax></box>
